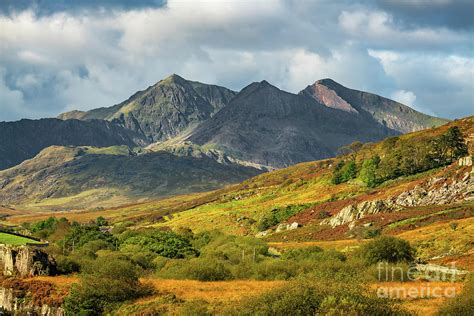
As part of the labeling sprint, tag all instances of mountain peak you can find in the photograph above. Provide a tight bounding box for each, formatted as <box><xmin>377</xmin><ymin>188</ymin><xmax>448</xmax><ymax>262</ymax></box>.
<box><xmin>160</xmin><ymin>73</ymin><xmax>188</xmax><ymax>85</ymax></box>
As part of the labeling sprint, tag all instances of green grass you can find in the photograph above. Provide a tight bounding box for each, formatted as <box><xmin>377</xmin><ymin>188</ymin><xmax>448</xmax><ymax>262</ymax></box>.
<box><xmin>0</xmin><ymin>232</ymin><xmax>43</xmax><ymax>245</ymax></box>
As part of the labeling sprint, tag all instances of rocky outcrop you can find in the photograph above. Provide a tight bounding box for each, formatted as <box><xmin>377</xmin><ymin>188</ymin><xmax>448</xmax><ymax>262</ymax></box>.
<box><xmin>0</xmin><ymin>246</ymin><xmax>57</xmax><ymax>277</ymax></box>
<box><xmin>0</xmin><ymin>286</ymin><xmax>64</xmax><ymax>316</ymax></box>
<box><xmin>322</xmin><ymin>200</ymin><xmax>402</xmax><ymax>228</ymax></box>
<box><xmin>322</xmin><ymin>169</ymin><xmax>473</xmax><ymax>228</ymax></box>
<box><xmin>276</xmin><ymin>222</ymin><xmax>300</xmax><ymax>232</ymax></box>
<box><xmin>459</xmin><ymin>156</ymin><xmax>472</xmax><ymax>167</ymax></box>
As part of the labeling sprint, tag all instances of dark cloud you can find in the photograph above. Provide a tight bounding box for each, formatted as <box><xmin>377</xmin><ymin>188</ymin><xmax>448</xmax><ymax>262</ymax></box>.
<box><xmin>374</xmin><ymin>0</ymin><xmax>474</xmax><ymax>30</ymax></box>
<box><xmin>0</xmin><ymin>0</ymin><xmax>166</xmax><ymax>16</ymax></box>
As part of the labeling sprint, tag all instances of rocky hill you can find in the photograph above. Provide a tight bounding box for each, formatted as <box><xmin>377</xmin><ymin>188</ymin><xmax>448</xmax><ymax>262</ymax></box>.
<box><xmin>0</xmin><ymin>145</ymin><xmax>262</xmax><ymax>210</ymax></box>
<box><xmin>186</xmin><ymin>80</ymin><xmax>397</xmax><ymax>168</ymax></box>
<box><xmin>58</xmin><ymin>74</ymin><xmax>236</xmax><ymax>142</ymax></box>
<box><xmin>0</xmin><ymin>118</ymin><xmax>148</xmax><ymax>170</ymax></box>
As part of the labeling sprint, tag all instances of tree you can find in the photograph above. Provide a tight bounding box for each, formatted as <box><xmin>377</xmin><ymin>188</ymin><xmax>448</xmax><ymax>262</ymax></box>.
<box><xmin>432</xmin><ymin>127</ymin><xmax>468</xmax><ymax>164</ymax></box>
<box><xmin>359</xmin><ymin>236</ymin><xmax>415</xmax><ymax>264</ymax></box>
<box><xmin>95</xmin><ymin>216</ymin><xmax>108</xmax><ymax>227</ymax></box>
<box><xmin>359</xmin><ymin>155</ymin><xmax>380</xmax><ymax>188</ymax></box>
<box><xmin>341</xmin><ymin>160</ymin><xmax>357</xmax><ymax>182</ymax></box>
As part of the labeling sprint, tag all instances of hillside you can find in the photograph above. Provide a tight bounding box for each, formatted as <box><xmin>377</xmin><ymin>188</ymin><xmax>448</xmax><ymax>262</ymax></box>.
<box><xmin>58</xmin><ymin>74</ymin><xmax>236</xmax><ymax>142</ymax></box>
<box><xmin>186</xmin><ymin>80</ymin><xmax>397</xmax><ymax>168</ymax></box>
<box><xmin>11</xmin><ymin>117</ymin><xmax>472</xmax><ymax>242</ymax></box>
<box><xmin>0</xmin><ymin>118</ymin><xmax>148</xmax><ymax>170</ymax></box>
<box><xmin>301</xmin><ymin>79</ymin><xmax>449</xmax><ymax>133</ymax></box>
<box><xmin>0</xmin><ymin>145</ymin><xmax>262</xmax><ymax>211</ymax></box>
<box><xmin>158</xmin><ymin>117</ymin><xmax>473</xmax><ymax>239</ymax></box>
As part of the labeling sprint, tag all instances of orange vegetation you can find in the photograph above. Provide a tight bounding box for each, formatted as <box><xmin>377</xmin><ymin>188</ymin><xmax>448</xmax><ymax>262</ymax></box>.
<box><xmin>141</xmin><ymin>279</ymin><xmax>286</xmax><ymax>303</ymax></box>
<box><xmin>371</xmin><ymin>281</ymin><xmax>464</xmax><ymax>316</ymax></box>
<box><xmin>268</xmin><ymin>239</ymin><xmax>366</xmax><ymax>251</ymax></box>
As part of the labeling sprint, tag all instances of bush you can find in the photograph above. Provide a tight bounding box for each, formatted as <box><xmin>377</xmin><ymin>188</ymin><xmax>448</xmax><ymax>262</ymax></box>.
<box><xmin>63</xmin><ymin>255</ymin><xmax>152</xmax><ymax>315</ymax></box>
<box><xmin>227</xmin><ymin>280</ymin><xmax>408</xmax><ymax>315</ymax></box>
<box><xmin>158</xmin><ymin>257</ymin><xmax>232</xmax><ymax>281</ymax></box>
<box><xmin>437</xmin><ymin>275</ymin><xmax>474</xmax><ymax>315</ymax></box>
<box><xmin>120</xmin><ymin>229</ymin><xmax>199</xmax><ymax>259</ymax></box>
<box><xmin>359</xmin><ymin>236</ymin><xmax>415</xmax><ymax>264</ymax></box>
<box><xmin>55</xmin><ymin>255</ymin><xmax>81</xmax><ymax>275</ymax></box>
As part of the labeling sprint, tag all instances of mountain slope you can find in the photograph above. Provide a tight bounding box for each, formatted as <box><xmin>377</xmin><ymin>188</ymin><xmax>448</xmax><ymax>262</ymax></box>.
<box><xmin>0</xmin><ymin>118</ymin><xmax>148</xmax><ymax>170</ymax></box>
<box><xmin>58</xmin><ymin>74</ymin><xmax>236</xmax><ymax>142</ymax></box>
<box><xmin>186</xmin><ymin>80</ymin><xmax>397</xmax><ymax>168</ymax></box>
<box><xmin>301</xmin><ymin>79</ymin><xmax>449</xmax><ymax>133</ymax></box>
<box><xmin>0</xmin><ymin>145</ymin><xmax>262</xmax><ymax>210</ymax></box>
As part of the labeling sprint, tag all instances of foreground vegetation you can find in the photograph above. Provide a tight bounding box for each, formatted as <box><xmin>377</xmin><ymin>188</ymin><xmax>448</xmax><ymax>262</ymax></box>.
<box><xmin>8</xmin><ymin>216</ymin><xmax>466</xmax><ymax>314</ymax></box>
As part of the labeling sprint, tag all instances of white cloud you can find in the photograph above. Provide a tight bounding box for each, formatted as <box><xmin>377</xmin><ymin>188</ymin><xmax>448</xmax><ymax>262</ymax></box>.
<box><xmin>391</xmin><ymin>90</ymin><xmax>416</xmax><ymax>106</ymax></box>
<box><xmin>0</xmin><ymin>1</ymin><xmax>472</xmax><ymax>121</ymax></box>
<box><xmin>339</xmin><ymin>9</ymin><xmax>467</xmax><ymax>48</ymax></box>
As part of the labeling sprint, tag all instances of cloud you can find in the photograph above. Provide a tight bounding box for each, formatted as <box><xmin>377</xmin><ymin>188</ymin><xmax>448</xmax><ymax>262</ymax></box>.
<box><xmin>0</xmin><ymin>0</ymin><xmax>472</xmax><ymax>121</ymax></box>
<box><xmin>369</xmin><ymin>49</ymin><xmax>474</xmax><ymax>118</ymax></box>
<box><xmin>391</xmin><ymin>90</ymin><xmax>416</xmax><ymax>107</ymax></box>
<box><xmin>338</xmin><ymin>9</ymin><xmax>468</xmax><ymax>50</ymax></box>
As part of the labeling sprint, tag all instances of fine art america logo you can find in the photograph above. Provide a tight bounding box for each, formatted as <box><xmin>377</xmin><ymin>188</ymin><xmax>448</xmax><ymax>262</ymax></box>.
<box><xmin>376</xmin><ymin>262</ymin><xmax>468</xmax><ymax>299</ymax></box>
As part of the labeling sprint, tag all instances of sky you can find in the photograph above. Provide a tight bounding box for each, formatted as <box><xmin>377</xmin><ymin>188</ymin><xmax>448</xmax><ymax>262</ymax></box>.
<box><xmin>0</xmin><ymin>0</ymin><xmax>472</xmax><ymax>122</ymax></box>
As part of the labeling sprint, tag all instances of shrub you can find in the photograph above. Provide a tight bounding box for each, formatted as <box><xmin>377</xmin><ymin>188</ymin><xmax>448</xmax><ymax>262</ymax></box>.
<box><xmin>227</xmin><ymin>280</ymin><xmax>408</xmax><ymax>315</ymax></box>
<box><xmin>55</xmin><ymin>255</ymin><xmax>81</xmax><ymax>275</ymax></box>
<box><xmin>63</xmin><ymin>255</ymin><xmax>152</xmax><ymax>315</ymax></box>
<box><xmin>359</xmin><ymin>236</ymin><xmax>415</xmax><ymax>264</ymax></box>
<box><xmin>437</xmin><ymin>275</ymin><xmax>474</xmax><ymax>315</ymax></box>
<box><xmin>120</xmin><ymin>229</ymin><xmax>199</xmax><ymax>259</ymax></box>
<box><xmin>158</xmin><ymin>257</ymin><xmax>232</xmax><ymax>281</ymax></box>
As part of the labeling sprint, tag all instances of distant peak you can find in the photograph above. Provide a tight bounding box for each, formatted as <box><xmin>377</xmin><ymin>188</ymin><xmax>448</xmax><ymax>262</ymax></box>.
<box><xmin>160</xmin><ymin>73</ymin><xmax>187</xmax><ymax>84</ymax></box>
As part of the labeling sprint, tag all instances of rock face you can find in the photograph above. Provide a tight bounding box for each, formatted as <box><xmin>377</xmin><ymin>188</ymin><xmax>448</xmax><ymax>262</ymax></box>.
<box><xmin>303</xmin><ymin>79</ymin><xmax>449</xmax><ymax>134</ymax></box>
<box><xmin>322</xmin><ymin>169</ymin><xmax>473</xmax><ymax>228</ymax></box>
<box><xmin>459</xmin><ymin>156</ymin><xmax>473</xmax><ymax>167</ymax></box>
<box><xmin>322</xmin><ymin>200</ymin><xmax>402</xmax><ymax>228</ymax></box>
<box><xmin>276</xmin><ymin>222</ymin><xmax>300</xmax><ymax>232</ymax></box>
<box><xmin>0</xmin><ymin>286</ymin><xmax>64</xmax><ymax>316</ymax></box>
<box><xmin>0</xmin><ymin>245</ymin><xmax>57</xmax><ymax>277</ymax></box>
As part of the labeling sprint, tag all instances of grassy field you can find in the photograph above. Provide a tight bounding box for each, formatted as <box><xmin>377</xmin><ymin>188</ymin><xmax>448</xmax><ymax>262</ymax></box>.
<box><xmin>0</xmin><ymin>232</ymin><xmax>43</xmax><ymax>245</ymax></box>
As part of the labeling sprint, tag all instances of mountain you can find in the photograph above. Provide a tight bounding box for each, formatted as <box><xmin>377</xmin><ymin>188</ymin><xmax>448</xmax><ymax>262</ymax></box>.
<box><xmin>58</xmin><ymin>74</ymin><xmax>236</xmax><ymax>142</ymax></box>
<box><xmin>186</xmin><ymin>80</ymin><xmax>398</xmax><ymax>168</ymax></box>
<box><xmin>57</xmin><ymin>74</ymin><xmax>449</xmax><ymax>169</ymax></box>
<box><xmin>301</xmin><ymin>79</ymin><xmax>449</xmax><ymax>133</ymax></box>
<box><xmin>0</xmin><ymin>118</ymin><xmax>148</xmax><ymax>170</ymax></box>
<box><xmin>0</xmin><ymin>145</ymin><xmax>262</xmax><ymax>210</ymax></box>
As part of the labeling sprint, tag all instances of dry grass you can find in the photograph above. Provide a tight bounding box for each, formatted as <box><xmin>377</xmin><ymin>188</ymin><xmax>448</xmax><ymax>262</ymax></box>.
<box><xmin>395</xmin><ymin>217</ymin><xmax>474</xmax><ymax>264</ymax></box>
<box><xmin>138</xmin><ymin>279</ymin><xmax>286</xmax><ymax>304</ymax></box>
<box><xmin>371</xmin><ymin>281</ymin><xmax>464</xmax><ymax>316</ymax></box>
<box><xmin>268</xmin><ymin>239</ymin><xmax>367</xmax><ymax>252</ymax></box>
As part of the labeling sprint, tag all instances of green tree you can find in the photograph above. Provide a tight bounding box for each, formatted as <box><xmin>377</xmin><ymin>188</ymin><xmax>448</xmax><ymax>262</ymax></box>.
<box><xmin>359</xmin><ymin>236</ymin><xmax>415</xmax><ymax>264</ymax></box>
<box><xmin>95</xmin><ymin>216</ymin><xmax>108</xmax><ymax>227</ymax></box>
<box><xmin>433</xmin><ymin>127</ymin><xmax>468</xmax><ymax>164</ymax></box>
<box><xmin>341</xmin><ymin>160</ymin><xmax>357</xmax><ymax>182</ymax></box>
<box><xmin>359</xmin><ymin>155</ymin><xmax>380</xmax><ymax>187</ymax></box>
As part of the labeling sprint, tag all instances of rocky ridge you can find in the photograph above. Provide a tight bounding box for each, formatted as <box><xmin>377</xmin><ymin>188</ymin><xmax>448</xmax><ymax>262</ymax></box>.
<box><xmin>322</xmin><ymin>164</ymin><xmax>473</xmax><ymax>228</ymax></box>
